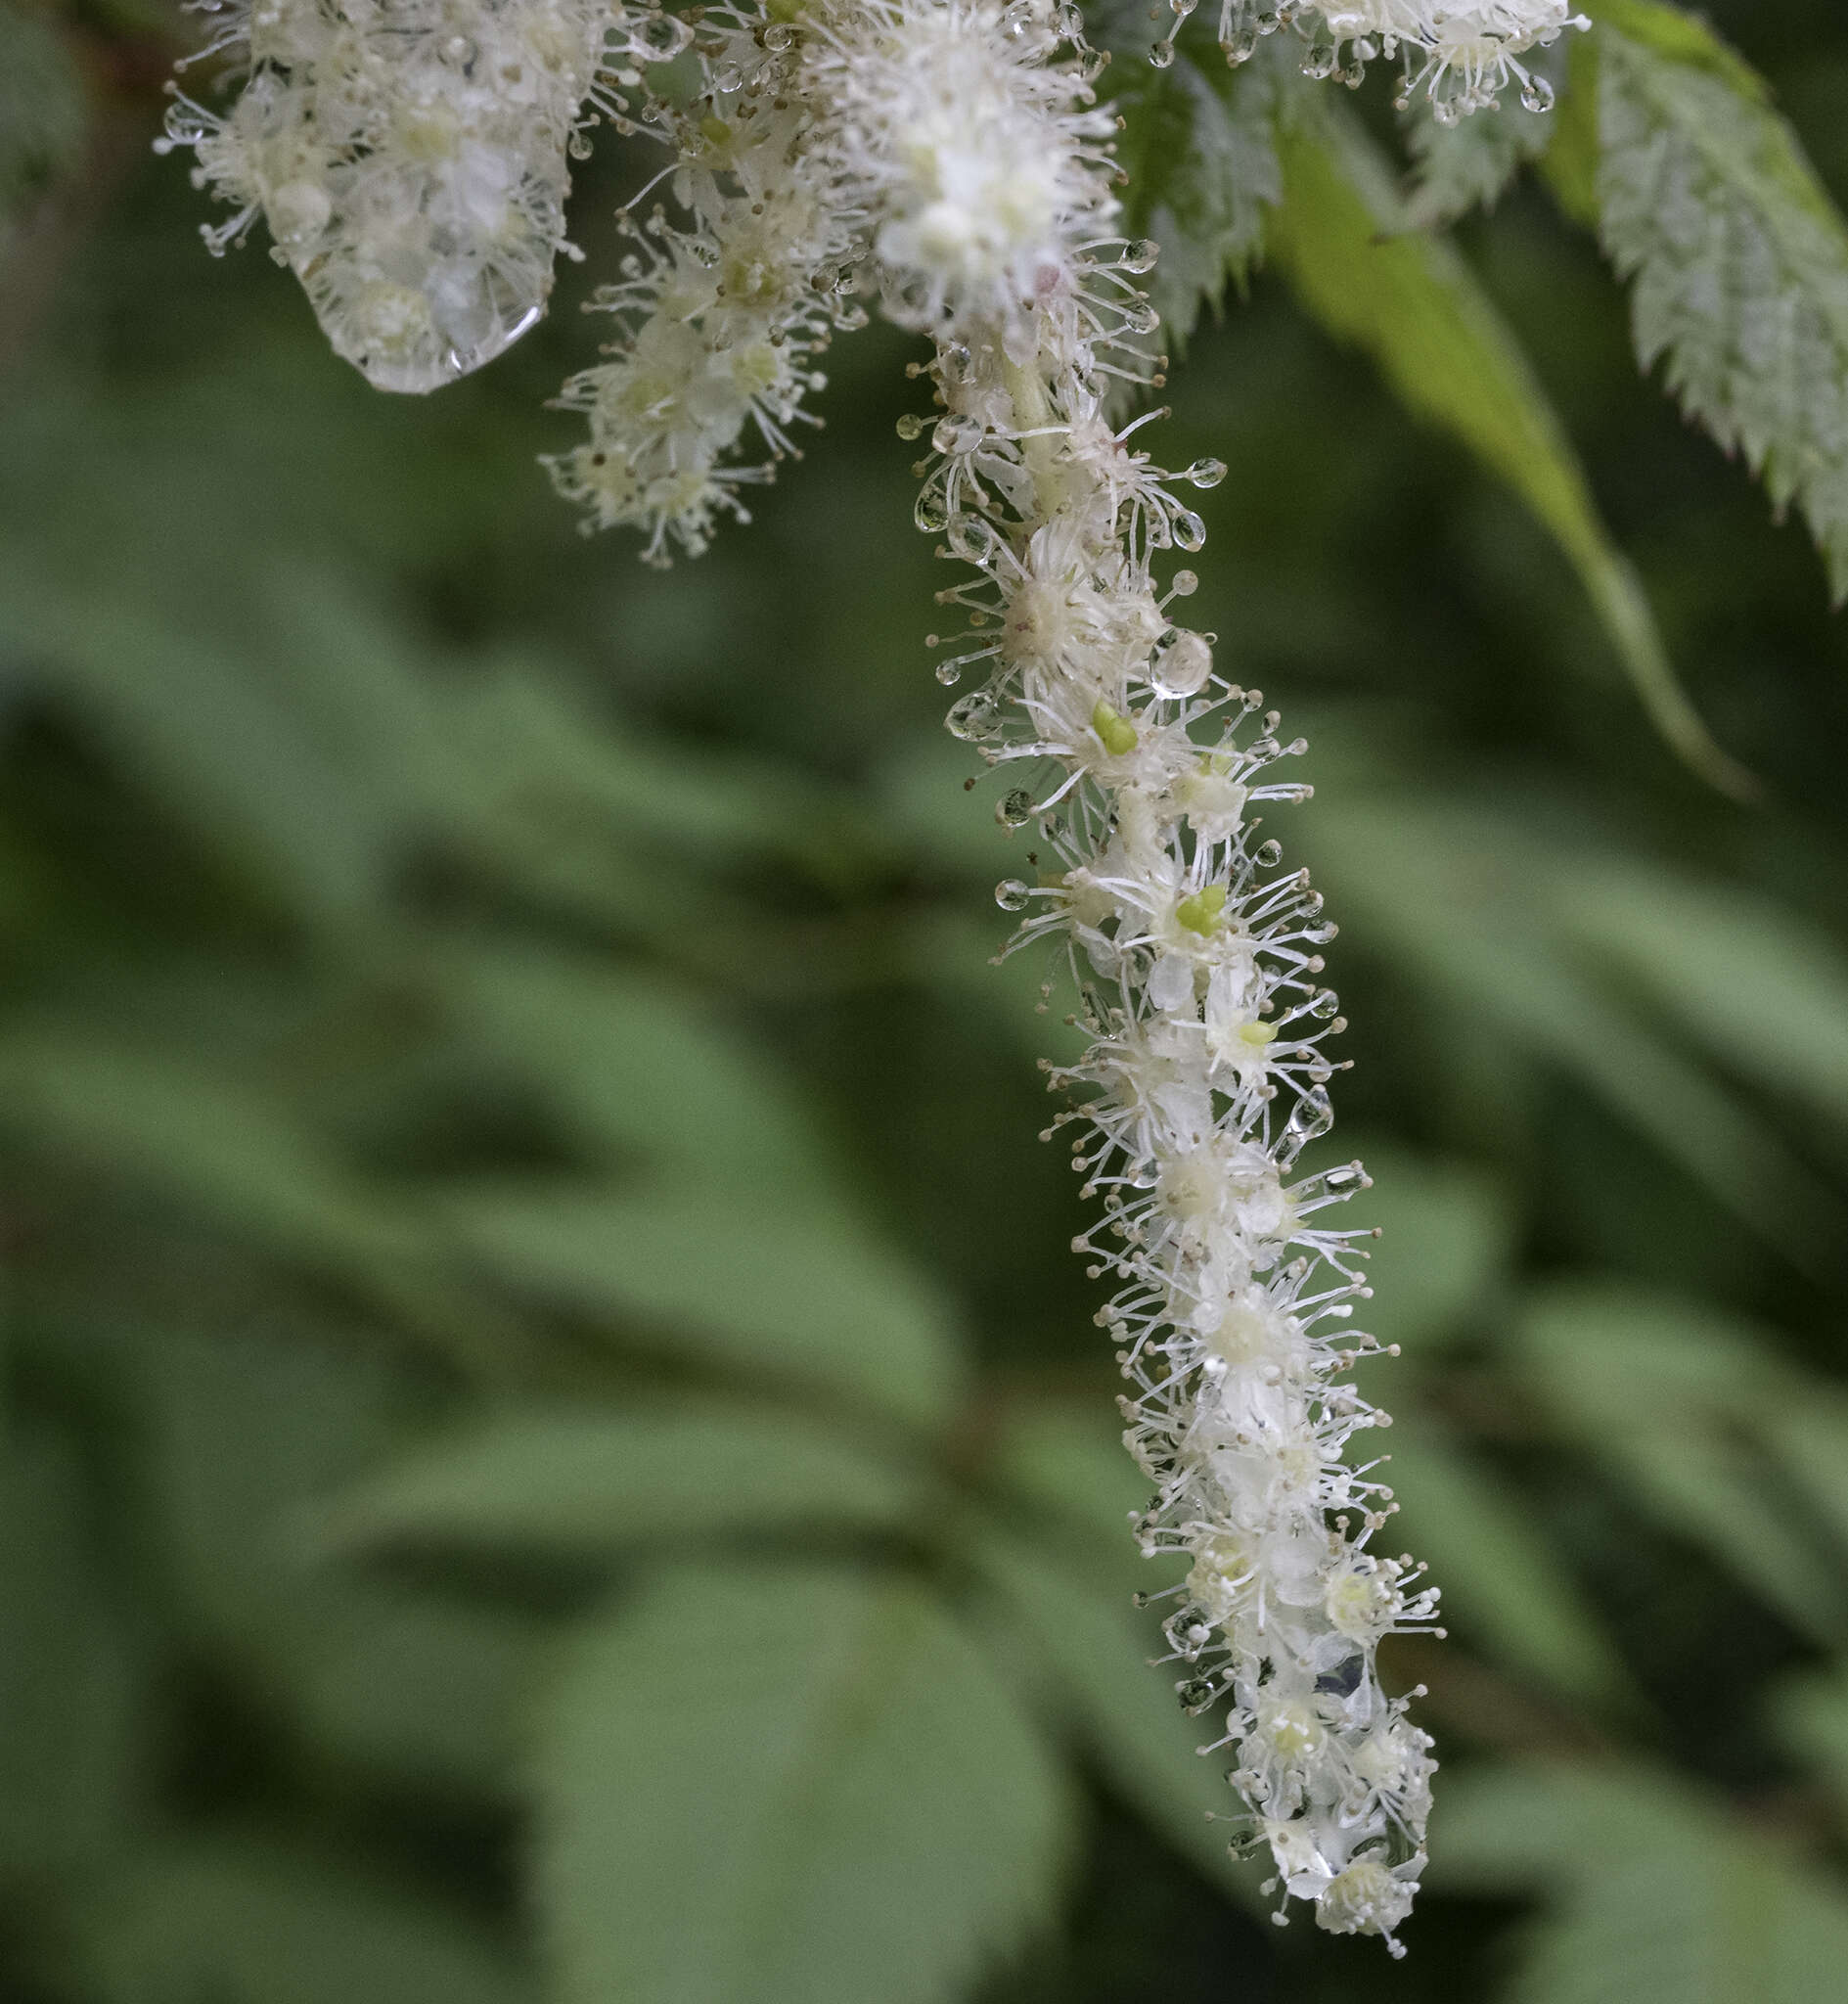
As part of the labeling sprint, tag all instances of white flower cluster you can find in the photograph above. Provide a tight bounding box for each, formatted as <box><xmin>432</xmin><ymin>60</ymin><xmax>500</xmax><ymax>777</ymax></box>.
<box><xmin>1219</xmin><ymin>0</ymin><xmax>1587</xmax><ymax>118</ymax></box>
<box><xmin>820</xmin><ymin>0</ymin><xmax>1442</xmax><ymax>1948</ymax></box>
<box><xmin>158</xmin><ymin>0</ymin><xmax>691</xmax><ymax>390</ymax></box>
<box><xmin>157</xmin><ymin>0</ymin><xmax>1490</xmax><ymax>1952</ymax></box>
<box><xmin>544</xmin><ymin>5</ymin><xmax>863</xmax><ymax>562</ymax></box>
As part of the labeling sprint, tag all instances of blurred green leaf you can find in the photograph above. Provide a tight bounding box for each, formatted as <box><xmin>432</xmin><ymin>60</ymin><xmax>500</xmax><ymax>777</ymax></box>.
<box><xmin>0</xmin><ymin>1418</ymin><xmax>146</xmax><ymax>1882</ymax></box>
<box><xmin>1432</xmin><ymin>1759</ymin><xmax>1848</xmax><ymax>2004</ymax></box>
<box><xmin>1304</xmin><ymin>800</ymin><xmax>1839</xmax><ymax>1270</ymax></box>
<box><xmin>0</xmin><ymin>5</ymin><xmax>85</xmax><ymax>223</ymax></box>
<box><xmin>0</xmin><ymin>569</ymin><xmax>402</xmax><ymax>933</ymax></box>
<box><xmin>0</xmin><ymin>1030</ymin><xmax>425</xmax><ymax>1288</ymax></box>
<box><xmin>1339</xmin><ymin>1138</ymin><xmax>1514</xmax><ymax>1359</ymax></box>
<box><xmin>324</xmin><ymin>1398</ymin><xmax>928</xmax><ymax>1560</ymax></box>
<box><xmin>1770</xmin><ymin>1666</ymin><xmax>1848</xmax><ymax>1825</ymax></box>
<box><xmin>1594</xmin><ymin>12</ymin><xmax>1848</xmax><ymax>600</ymax></box>
<box><xmin>1551</xmin><ymin>861</ymin><xmax>1848</xmax><ymax>1129</ymax></box>
<box><xmin>74</xmin><ymin>1838</ymin><xmax>533</xmax><ymax>2004</ymax></box>
<box><xmin>534</xmin><ymin>1562</ymin><xmax>1074</xmax><ymax>2004</ymax></box>
<box><xmin>436</xmin><ymin>942</ymin><xmax>847</xmax><ymax>1201</ymax></box>
<box><xmin>1269</xmin><ymin>102</ymin><xmax>1750</xmax><ymax>796</ymax></box>
<box><xmin>128</xmin><ymin>1319</ymin><xmax>541</xmax><ymax>1796</ymax></box>
<box><xmin>1515</xmin><ymin>1283</ymin><xmax>1848</xmax><ymax>1647</ymax></box>
<box><xmin>441</xmin><ymin>1179</ymin><xmax>962</xmax><ymax>1426</ymax></box>
<box><xmin>1381</xmin><ymin>1410</ymin><xmax>1635</xmax><ymax>1711</ymax></box>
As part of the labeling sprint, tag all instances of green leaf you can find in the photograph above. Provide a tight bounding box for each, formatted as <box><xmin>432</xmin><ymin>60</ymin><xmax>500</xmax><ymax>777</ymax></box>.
<box><xmin>324</xmin><ymin>1398</ymin><xmax>927</xmax><ymax>1560</ymax></box>
<box><xmin>1431</xmin><ymin>1760</ymin><xmax>1848</xmax><ymax>2004</ymax></box>
<box><xmin>1269</xmin><ymin>102</ymin><xmax>1751</xmax><ymax>797</ymax></box>
<box><xmin>0</xmin><ymin>1030</ymin><xmax>425</xmax><ymax>1290</ymax></box>
<box><xmin>440</xmin><ymin>1179</ymin><xmax>962</xmax><ymax>1427</ymax></box>
<box><xmin>1338</xmin><ymin>1138</ymin><xmax>1514</xmax><ymax>1359</ymax></box>
<box><xmin>1770</xmin><ymin>1666</ymin><xmax>1848</xmax><ymax>1824</ymax></box>
<box><xmin>0</xmin><ymin>6</ymin><xmax>86</xmax><ymax>220</ymax></box>
<box><xmin>1109</xmin><ymin>42</ymin><xmax>1285</xmax><ymax>349</ymax></box>
<box><xmin>0</xmin><ymin>1418</ymin><xmax>148</xmax><ymax>1882</ymax></box>
<box><xmin>128</xmin><ymin>1319</ymin><xmax>541</xmax><ymax>1796</ymax></box>
<box><xmin>74</xmin><ymin>1838</ymin><xmax>533</xmax><ymax>2004</ymax></box>
<box><xmin>1514</xmin><ymin>1283</ymin><xmax>1848</xmax><ymax>1647</ymax></box>
<box><xmin>436</xmin><ymin>942</ymin><xmax>847</xmax><ymax>1202</ymax></box>
<box><xmin>1302</xmin><ymin>800</ymin><xmax>1838</xmax><ymax>1269</ymax></box>
<box><xmin>1380</xmin><ymin>1410</ymin><xmax>1635</xmax><ymax>1711</ymax></box>
<box><xmin>1594</xmin><ymin>15</ymin><xmax>1848</xmax><ymax>601</ymax></box>
<box><xmin>1550</xmin><ymin>858</ymin><xmax>1848</xmax><ymax>1130</ymax></box>
<box><xmin>534</xmin><ymin>1563</ymin><xmax>1075</xmax><ymax>2004</ymax></box>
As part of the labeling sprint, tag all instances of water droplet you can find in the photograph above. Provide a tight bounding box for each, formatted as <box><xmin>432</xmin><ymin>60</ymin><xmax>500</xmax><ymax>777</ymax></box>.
<box><xmin>1223</xmin><ymin>24</ymin><xmax>1257</xmax><ymax>61</ymax></box>
<box><xmin>1184</xmin><ymin>457</ymin><xmax>1228</xmax><ymax>489</ymax></box>
<box><xmin>1254</xmin><ymin>839</ymin><xmax>1284</xmax><ymax>868</ymax></box>
<box><xmin>914</xmin><ymin>491</ymin><xmax>950</xmax><ymax>533</ymax></box>
<box><xmin>1301</xmin><ymin>40</ymin><xmax>1335</xmax><ymax>79</ymax></box>
<box><xmin>1285</xmin><ymin>1087</ymin><xmax>1334</xmax><ymax>1151</ymax></box>
<box><xmin>1308</xmin><ymin>988</ymin><xmax>1340</xmax><ymax>1020</ymax></box>
<box><xmin>1121</xmin><ymin>239</ymin><xmax>1161</xmax><ymax>274</ymax></box>
<box><xmin>1522</xmin><ymin>74</ymin><xmax>1555</xmax><ymax>114</ymax></box>
<box><xmin>1170</xmin><ymin>568</ymin><xmax>1199</xmax><ymax>597</ymax></box>
<box><xmin>940</xmin><ymin>342</ymin><xmax>974</xmax><ymax>384</ymax></box>
<box><xmin>1120</xmin><ymin>299</ymin><xmax>1162</xmax><ymax>335</ymax></box>
<box><xmin>936</xmin><ymin>660</ymin><xmax>963</xmax><ymax>687</ymax></box>
<box><xmin>1149</xmin><ymin>37</ymin><xmax>1176</xmax><ymax>66</ymax></box>
<box><xmin>1149</xmin><ymin>629</ymin><xmax>1213</xmax><ymax>699</ymax></box>
<box><xmin>995</xmin><ymin>878</ymin><xmax>1032</xmax><ymax>912</ymax></box>
<box><xmin>946</xmin><ymin>691</ymin><xmax>1002</xmax><ymax>741</ymax></box>
<box><xmin>895</xmin><ymin>413</ymin><xmax>924</xmax><ymax>441</ymax></box>
<box><xmin>998</xmin><ymin>789</ymin><xmax>1036</xmax><ymax>828</ymax></box>
<box><xmin>932</xmin><ymin>412</ymin><xmax>984</xmax><ymax>455</ymax></box>
<box><xmin>1173</xmin><ymin>511</ymin><xmax>1207</xmax><ymax>552</ymax></box>
<box><xmin>567</xmin><ymin>130</ymin><xmax>594</xmax><ymax>160</ymax></box>
<box><xmin>1178</xmin><ymin>1678</ymin><xmax>1218</xmax><ymax>1712</ymax></box>
<box><xmin>946</xmin><ymin>513</ymin><xmax>1001</xmax><ymax>564</ymax></box>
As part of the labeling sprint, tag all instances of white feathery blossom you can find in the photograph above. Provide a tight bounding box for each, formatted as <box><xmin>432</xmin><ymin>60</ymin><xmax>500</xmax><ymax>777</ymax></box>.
<box><xmin>154</xmin><ymin>0</ymin><xmax>1478</xmax><ymax>1951</ymax></box>
<box><xmin>543</xmin><ymin>6</ymin><xmax>864</xmax><ymax>562</ymax></box>
<box><xmin>1217</xmin><ymin>0</ymin><xmax>1587</xmax><ymax>118</ymax></box>
<box><xmin>158</xmin><ymin>0</ymin><xmax>691</xmax><ymax>390</ymax></box>
<box><xmin>808</xmin><ymin>0</ymin><xmax>1441</xmax><ymax>1951</ymax></box>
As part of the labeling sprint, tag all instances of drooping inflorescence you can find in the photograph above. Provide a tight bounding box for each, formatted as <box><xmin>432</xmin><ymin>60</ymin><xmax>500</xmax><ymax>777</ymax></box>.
<box><xmin>152</xmin><ymin>0</ymin><xmax>1590</xmax><ymax>1953</ymax></box>
<box><xmin>158</xmin><ymin>0</ymin><xmax>693</xmax><ymax>389</ymax></box>
<box><xmin>1216</xmin><ymin>2</ymin><xmax>1586</xmax><ymax>119</ymax></box>
<box><xmin>815</xmin><ymin>0</ymin><xmax>1440</xmax><ymax>1948</ymax></box>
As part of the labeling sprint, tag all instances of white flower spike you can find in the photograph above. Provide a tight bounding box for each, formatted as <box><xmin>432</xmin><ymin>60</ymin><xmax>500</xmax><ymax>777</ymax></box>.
<box><xmin>155</xmin><ymin>0</ymin><xmax>1511</xmax><ymax>1950</ymax></box>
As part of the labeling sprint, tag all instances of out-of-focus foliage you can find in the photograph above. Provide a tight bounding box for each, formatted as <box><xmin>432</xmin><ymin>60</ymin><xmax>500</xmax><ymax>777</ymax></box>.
<box><xmin>4</xmin><ymin>3</ymin><xmax>1848</xmax><ymax>2003</ymax></box>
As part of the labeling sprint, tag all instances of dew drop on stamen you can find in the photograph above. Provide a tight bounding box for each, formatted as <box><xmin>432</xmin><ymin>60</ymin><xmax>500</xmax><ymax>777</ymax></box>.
<box><xmin>996</xmin><ymin>878</ymin><xmax>1032</xmax><ymax>912</ymax></box>
<box><xmin>999</xmin><ymin>789</ymin><xmax>1036</xmax><ymax>828</ymax></box>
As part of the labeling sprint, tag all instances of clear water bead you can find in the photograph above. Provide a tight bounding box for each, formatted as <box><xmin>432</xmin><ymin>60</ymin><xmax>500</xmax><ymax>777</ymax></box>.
<box><xmin>1173</xmin><ymin>511</ymin><xmax>1207</xmax><ymax>552</ymax></box>
<box><xmin>1150</xmin><ymin>630</ymin><xmax>1213</xmax><ymax>699</ymax></box>
<box><xmin>946</xmin><ymin>691</ymin><xmax>1002</xmax><ymax>741</ymax></box>
<box><xmin>1184</xmin><ymin>457</ymin><xmax>1228</xmax><ymax>489</ymax></box>
<box><xmin>995</xmin><ymin>878</ymin><xmax>1032</xmax><ymax>912</ymax></box>
<box><xmin>895</xmin><ymin>413</ymin><xmax>924</xmax><ymax>440</ymax></box>
<box><xmin>1121</xmin><ymin>239</ymin><xmax>1161</xmax><ymax>274</ymax></box>
<box><xmin>1149</xmin><ymin>37</ymin><xmax>1176</xmax><ymax>66</ymax></box>
<box><xmin>1522</xmin><ymin>75</ymin><xmax>1555</xmax><ymax>114</ymax></box>
<box><xmin>998</xmin><ymin>789</ymin><xmax>1036</xmax><ymax>829</ymax></box>
<box><xmin>931</xmin><ymin>412</ymin><xmax>985</xmax><ymax>455</ymax></box>
<box><xmin>1170</xmin><ymin>568</ymin><xmax>1199</xmax><ymax>596</ymax></box>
